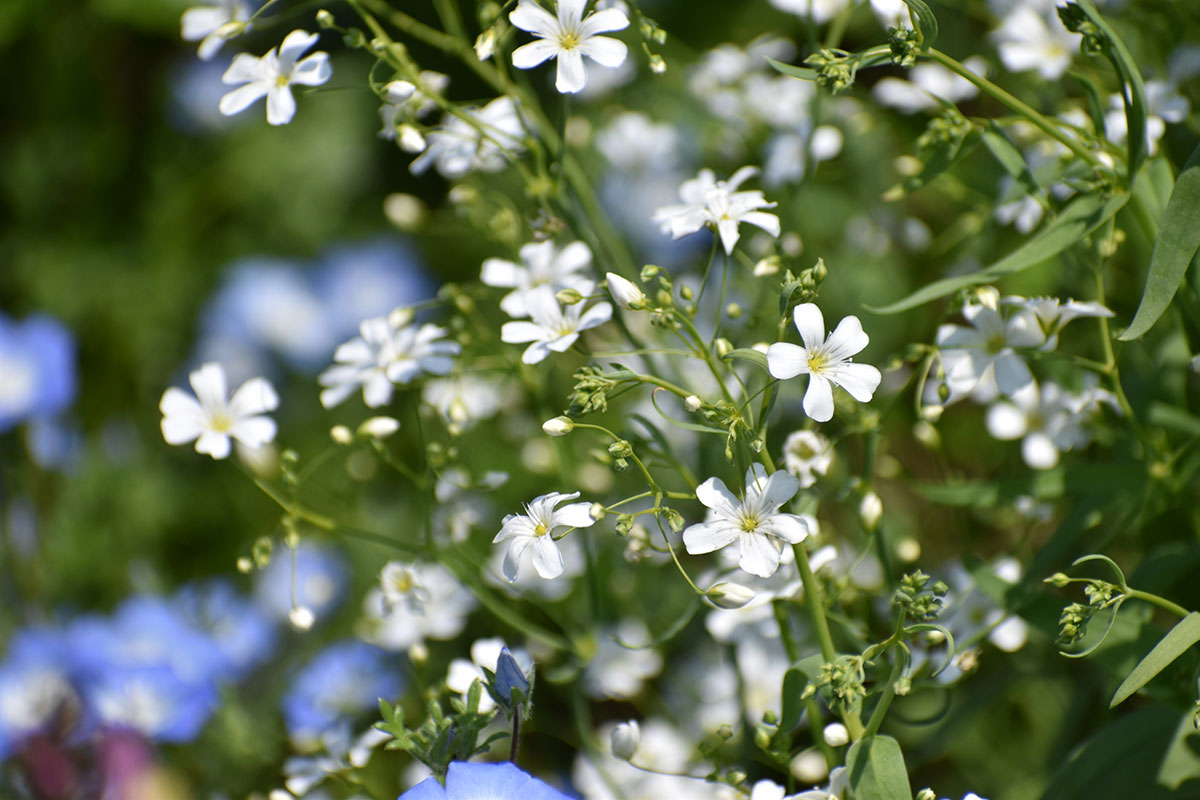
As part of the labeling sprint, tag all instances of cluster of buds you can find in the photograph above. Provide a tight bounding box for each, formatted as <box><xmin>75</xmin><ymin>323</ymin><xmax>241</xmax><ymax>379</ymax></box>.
<box><xmin>568</xmin><ymin>365</ymin><xmax>619</xmax><ymax>415</ymax></box>
<box><xmin>804</xmin><ymin>655</ymin><xmax>867</xmax><ymax>713</ymax></box>
<box><xmin>804</xmin><ymin>49</ymin><xmax>859</xmax><ymax>94</ymax></box>
<box><xmin>888</xmin><ymin>26</ymin><xmax>922</xmax><ymax>67</ymax></box>
<box><xmin>893</xmin><ymin>570</ymin><xmax>949</xmax><ymax>622</ymax></box>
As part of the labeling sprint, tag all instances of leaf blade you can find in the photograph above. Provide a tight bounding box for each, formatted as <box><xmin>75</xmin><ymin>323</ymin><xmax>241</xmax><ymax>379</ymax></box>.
<box><xmin>846</xmin><ymin>734</ymin><xmax>914</xmax><ymax>800</ymax></box>
<box><xmin>1110</xmin><ymin>611</ymin><xmax>1200</xmax><ymax>708</ymax></box>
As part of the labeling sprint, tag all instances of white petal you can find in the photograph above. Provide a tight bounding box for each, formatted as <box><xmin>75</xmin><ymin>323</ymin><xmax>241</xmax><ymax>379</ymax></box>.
<box><xmin>1022</xmin><ymin>433</ymin><xmax>1059</xmax><ymax>469</ymax></box>
<box><xmin>545</xmin><ymin>332</ymin><xmax>579</xmax><ymax>352</ymax></box>
<box><xmin>577</xmin><ymin>302</ymin><xmax>613</xmax><ymax>331</ymax></box>
<box><xmin>222</xmin><ymin>53</ymin><xmax>269</xmax><ymax>84</ymax></box>
<box><xmin>160</xmin><ymin>390</ymin><xmax>206</xmax><ymax>445</ymax></box>
<box><xmin>291</xmin><ymin>52</ymin><xmax>332</xmax><ymax>86</ymax></box>
<box><xmin>758</xmin><ymin>470</ymin><xmax>800</xmax><ymax>509</ymax></box>
<box><xmin>825</xmin><ymin>362</ymin><xmax>881</xmax><ymax>402</ymax></box>
<box><xmin>521</xmin><ymin>341</ymin><xmax>552</xmax><ymax>364</ymax></box>
<box><xmin>512</xmin><ymin>39</ymin><xmax>560</xmax><ymax>69</ymax></box>
<box><xmin>738</xmin><ymin>534</ymin><xmax>782</xmax><ymax>578</ymax></box>
<box><xmin>228</xmin><ymin>377</ymin><xmax>279</xmax><ymax>417</ymax></box>
<box><xmin>695</xmin><ymin>476</ymin><xmax>740</xmax><ymax>517</ymax></box>
<box><xmin>581</xmin><ymin>7</ymin><xmax>628</xmax><ymax>35</ymax></box>
<box><xmin>803</xmin><ymin>374</ymin><xmax>835</xmax><ymax>422</ymax></box>
<box><xmin>555</xmin><ymin>50</ymin><xmax>587</xmax><ymax>94</ymax></box>
<box><xmin>792</xmin><ymin>304</ymin><xmax>826</xmax><ymax>351</ymax></box>
<box><xmin>716</xmin><ymin>218</ymin><xmax>740</xmax><ymax>254</ymax></box>
<box><xmin>481</xmin><ymin>258</ymin><xmax>525</xmax><ymax>288</ymax></box>
<box><xmin>683</xmin><ymin>521</ymin><xmax>739</xmax><ymax>555</ymax></box>
<box><xmin>266</xmin><ymin>85</ymin><xmax>297</xmax><ymax>125</ymax></box>
<box><xmin>501</xmin><ymin>321</ymin><xmax>546</xmax><ymax>344</ymax></box>
<box><xmin>766</xmin><ymin>342</ymin><xmax>809</xmax><ymax>379</ymax></box>
<box><xmin>579</xmin><ymin>36</ymin><xmax>627</xmax><ymax>68</ymax></box>
<box><xmin>278</xmin><ymin>30</ymin><xmax>319</xmax><ymax>67</ymax></box>
<box><xmin>739</xmin><ymin>210</ymin><xmax>781</xmax><ymax>238</ymax></box>
<box><xmin>992</xmin><ymin>351</ymin><xmax>1034</xmax><ymax>396</ymax></box>
<box><xmin>554</xmin><ymin>241</ymin><xmax>592</xmax><ymax>273</ymax></box>
<box><xmin>509</xmin><ymin>0</ymin><xmax>560</xmax><ymax>37</ymax></box>
<box><xmin>219</xmin><ymin>83</ymin><xmax>268</xmax><ymax>116</ymax></box>
<box><xmin>553</xmin><ymin>501</ymin><xmax>595</xmax><ymax>529</ymax></box>
<box><xmin>181</xmin><ymin>6</ymin><xmax>226</xmax><ymax>40</ymax></box>
<box><xmin>985</xmin><ymin>402</ymin><xmax>1027</xmax><ymax>440</ymax></box>
<box><xmin>362</xmin><ymin>373</ymin><xmax>394</xmax><ymax>408</ymax></box>
<box><xmin>823</xmin><ymin>315</ymin><xmax>869</xmax><ymax>361</ymax></box>
<box><xmin>502</xmin><ymin>537</ymin><xmax>534</xmax><ymax>581</ymax></box>
<box><xmin>530</xmin><ymin>536</ymin><xmax>564</xmax><ymax>579</ymax></box>
<box><xmin>195</xmin><ymin>431</ymin><xmax>232</xmax><ymax>459</ymax></box>
<box><xmin>189</xmin><ymin>364</ymin><xmax>228</xmax><ymax>409</ymax></box>
<box><xmin>230</xmin><ymin>416</ymin><xmax>277</xmax><ymax>448</ymax></box>
<box><xmin>557</xmin><ymin>0</ymin><xmax>586</xmax><ymax>25</ymax></box>
<box><xmin>766</xmin><ymin>514</ymin><xmax>811</xmax><ymax>544</ymax></box>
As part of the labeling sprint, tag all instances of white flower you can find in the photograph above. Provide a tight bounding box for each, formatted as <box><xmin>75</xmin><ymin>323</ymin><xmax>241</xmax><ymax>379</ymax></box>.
<box><xmin>652</xmin><ymin>166</ymin><xmax>780</xmax><ymax>255</ymax></box>
<box><xmin>683</xmin><ymin>463</ymin><xmax>812</xmax><ymax>578</ymax></box>
<box><xmin>872</xmin><ymin>57</ymin><xmax>988</xmax><ymax>114</ymax></box>
<box><xmin>768</xmin><ymin>0</ymin><xmax>850</xmax><ymax>24</ymax></box>
<box><xmin>767</xmin><ymin>304</ymin><xmax>882</xmax><ymax>423</ymax></box>
<box><xmin>1104</xmin><ymin>80</ymin><xmax>1190</xmax><ymax>157</ymax></box>
<box><xmin>482</xmin><ymin>240</ymin><xmax>594</xmax><ymax>318</ymax></box>
<box><xmin>319</xmin><ymin>315</ymin><xmax>460</xmax><ymax>409</ymax></box>
<box><xmin>422</xmin><ymin>374</ymin><xmax>506</xmax><ymax>429</ymax></box>
<box><xmin>509</xmin><ymin>0</ymin><xmax>630</xmax><ymax>94</ymax></box>
<box><xmin>379</xmin><ymin>561</ymin><xmax>431</xmax><ymax>615</ymax></box>
<box><xmin>1001</xmin><ymin>295</ymin><xmax>1114</xmax><ymax>349</ymax></box>
<box><xmin>361</xmin><ymin>563</ymin><xmax>478</xmax><ymax>652</ymax></box>
<box><xmin>782</xmin><ymin>429</ymin><xmax>833</xmax><ymax>488</ymax></box>
<box><xmin>411</xmin><ymin>96</ymin><xmax>526</xmax><ymax>178</ymax></box>
<box><xmin>500</xmin><ymin>284</ymin><xmax>612</xmax><ymax>365</ymax></box>
<box><xmin>542</xmin><ymin>416</ymin><xmax>575</xmax><ymax>436</ymax></box>
<box><xmin>378</xmin><ymin>71</ymin><xmax>450</xmax><ymax>141</ymax></box>
<box><xmin>605</xmin><ymin>272</ymin><xmax>648</xmax><ymax>310</ymax></box>
<box><xmin>610</xmin><ymin>720</ymin><xmax>640</xmax><ymax>761</ymax></box>
<box><xmin>936</xmin><ymin>302</ymin><xmax>1044</xmax><ymax>399</ymax></box>
<box><xmin>494</xmin><ymin>491</ymin><xmax>595</xmax><ymax>580</ymax></box>
<box><xmin>180</xmin><ymin>0</ymin><xmax>251</xmax><ymax>61</ymax></box>
<box><xmin>160</xmin><ymin>363</ymin><xmax>278</xmax><ymax>459</ymax></box>
<box><xmin>219</xmin><ymin>30</ymin><xmax>331</xmax><ymax>126</ymax></box>
<box><xmin>991</xmin><ymin>6</ymin><xmax>1077</xmax><ymax>80</ymax></box>
<box><xmin>985</xmin><ymin>379</ymin><xmax>1115</xmax><ymax>469</ymax></box>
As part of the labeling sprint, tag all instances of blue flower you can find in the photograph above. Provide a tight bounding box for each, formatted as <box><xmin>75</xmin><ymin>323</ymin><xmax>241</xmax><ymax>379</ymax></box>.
<box><xmin>83</xmin><ymin>664</ymin><xmax>218</xmax><ymax>743</ymax></box>
<box><xmin>0</xmin><ymin>628</ymin><xmax>79</xmax><ymax>759</ymax></box>
<box><xmin>315</xmin><ymin>237</ymin><xmax>432</xmax><ymax>338</ymax></box>
<box><xmin>401</xmin><ymin>762</ymin><xmax>574</xmax><ymax>800</ymax></box>
<box><xmin>0</xmin><ymin>312</ymin><xmax>76</xmax><ymax>433</ymax></box>
<box><xmin>254</xmin><ymin>541</ymin><xmax>348</xmax><ymax>625</ymax></box>
<box><xmin>282</xmin><ymin>640</ymin><xmax>403</xmax><ymax>744</ymax></box>
<box><xmin>173</xmin><ymin>579</ymin><xmax>278</xmax><ymax>679</ymax></box>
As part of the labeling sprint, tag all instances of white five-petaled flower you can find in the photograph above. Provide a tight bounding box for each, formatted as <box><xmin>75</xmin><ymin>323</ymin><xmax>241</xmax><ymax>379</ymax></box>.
<box><xmin>652</xmin><ymin>166</ymin><xmax>781</xmax><ymax>255</ymax></box>
<box><xmin>500</xmin><ymin>284</ymin><xmax>612</xmax><ymax>364</ymax></box>
<box><xmin>219</xmin><ymin>30</ymin><xmax>331</xmax><ymax>126</ymax></box>
<box><xmin>494</xmin><ymin>491</ymin><xmax>595</xmax><ymax>580</ymax></box>
<box><xmin>160</xmin><ymin>363</ymin><xmax>279</xmax><ymax>459</ymax></box>
<box><xmin>767</xmin><ymin>304</ymin><xmax>882</xmax><ymax>423</ymax></box>
<box><xmin>782</xmin><ymin>429</ymin><xmax>833</xmax><ymax>488</ymax></box>
<box><xmin>1001</xmin><ymin>295</ymin><xmax>1113</xmax><ymax>350</ymax></box>
<box><xmin>482</xmin><ymin>240</ymin><xmax>594</xmax><ymax>317</ymax></box>
<box><xmin>318</xmin><ymin>313</ymin><xmax>461</xmax><ymax>409</ymax></box>
<box><xmin>411</xmin><ymin>96</ymin><xmax>526</xmax><ymax>178</ymax></box>
<box><xmin>936</xmin><ymin>303</ymin><xmax>1044</xmax><ymax>399</ymax></box>
<box><xmin>683</xmin><ymin>464</ymin><xmax>813</xmax><ymax>578</ymax></box>
<box><xmin>509</xmin><ymin>0</ymin><xmax>630</xmax><ymax>94</ymax></box>
<box><xmin>985</xmin><ymin>379</ymin><xmax>1117</xmax><ymax>470</ymax></box>
<box><xmin>181</xmin><ymin>0</ymin><xmax>252</xmax><ymax>61</ymax></box>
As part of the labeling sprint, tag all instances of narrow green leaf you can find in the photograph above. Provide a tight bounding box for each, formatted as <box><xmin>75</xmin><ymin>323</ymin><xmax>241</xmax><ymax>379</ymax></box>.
<box><xmin>981</xmin><ymin>121</ymin><xmax>1041</xmax><ymax>200</ymax></box>
<box><xmin>900</xmin><ymin>0</ymin><xmax>938</xmax><ymax>49</ymax></box>
<box><xmin>1045</xmin><ymin>704</ymin><xmax>1182</xmax><ymax>798</ymax></box>
<box><xmin>722</xmin><ymin>347</ymin><xmax>769</xmax><ymax>373</ymax></box>
<box><xmin>846</xmin><ymin>734</ymin><xmax>914</xmax><ymax>800</ymax></box>
<box><xmin>1119</xmin><ymin>141</ymin><xmax>1200</xmax><ymax>340</ymax></box>
<box><xmin>869</xmin><ymin>191</ymin><xmax>1129</xmax><ymax>314</ymax></box>
<box><xmin>766</xmin><ymin>56</ymin><xmax>817</xmax><ymax>81</ymax></box>
<box><xmin>779</xmin><ymin>667</ymin><xmax>807</xmax><ymax>732</ymax></box>
<box><xmin>1110</xmin><ymin>612</ymin><xmax>1200</xmax><ymax>708</ymax></box>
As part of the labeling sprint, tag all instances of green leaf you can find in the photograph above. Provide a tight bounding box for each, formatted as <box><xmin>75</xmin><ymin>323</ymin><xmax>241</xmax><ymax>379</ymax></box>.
<box><xmin>845</xmin><ymin>734</ymin><xmax>913</xmax><ymax>800</ymax></box>
<box><xmin>722</xmin><ymin>347</ymin><xmax>769</xmax><ymax>373</ymax></box>
<box><xmin>869</xmin><ymin>191</ymin><xmax>1129</xmax><ymax>314</ymax></box>
<box><xmin>1110</xmin><ymin>612</ymin><xmax>1200</xmax><ymax>708</ymax></box>
<box><xmin>981</xmin><ymin>121</ymin><xmax>1042</xmax><ymax>200</ymax></box>
<box><xmin>1045</xmin><ymin>704</ymin><xmax>1186</xmax><ymax>798</ymax></box>
<box><xmin>1119</xmin><ymin>141</ymin><xmax>1200</xmax><ymax>340</ymax></box>
<box><xmin>899</xmin><ymin>0</ymin><xmax>938</xmax><ymax>49</ymax></box>
<box><xmin>766</xmin><ymin>56</ymin><xmax>817</xmax><ymax>81</ymax></box>
<box><xmin>1071</xmin><ymin>0</ymin><xmax>1148</xmax><ymax>182</ymax></box>
<box><xmin>779</xmin><ymin>667</ymin><xmax>808</xmax><ymax>732</ymax></box>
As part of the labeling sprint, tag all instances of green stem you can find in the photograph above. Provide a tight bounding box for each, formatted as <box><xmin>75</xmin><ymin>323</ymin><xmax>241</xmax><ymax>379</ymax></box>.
<box><xmin>862</xmin><ymin>647</ymin><xmax>906</xmax><ymax>738</ymax></box>
<box><xmin>1125</xmin><ymin>588</ymin><xmax>1189</xmax><ymax>618</ymax></box>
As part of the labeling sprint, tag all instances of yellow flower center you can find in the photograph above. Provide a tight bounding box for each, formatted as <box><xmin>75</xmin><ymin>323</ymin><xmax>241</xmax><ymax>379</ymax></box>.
<box><xmin>534</xmin><ymin>521</ymin><xmax>549</xmax><ymax>537</ymax></box>
<box><xmin>807</xmin><ymin>351</ymin><xmax>829</xmax><ymax>373</ymax></box>
<box><xmin>275</xmin><ymin>75</ymin><xmax>290</xmax><ymax>88</ymax></box>
<box><xmin>208</xmin><ymin>412</ymin><xmax>233</xmax><ymax>433</ymax></box>
<box><xmin>557</xmin><ymin>31</ymin><xmax>581</xmax><ymax>51</ymax></box>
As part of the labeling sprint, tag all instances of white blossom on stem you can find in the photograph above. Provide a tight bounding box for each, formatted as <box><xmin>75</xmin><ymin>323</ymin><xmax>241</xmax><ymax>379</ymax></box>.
<box><xmin>652</xmin><ymin>166</ymin><xmax>780</xmax><ymax>255</ymax></box>
<box><xmin>494</xmin><ymin>491</ymin><xmax>595</xmax><ymax>580</ymax></box>
<box><xmin>500</xmin><ymin>284</ymin><xmax>612</xmax><ymax>364</ymax></box>
<box><xmin>219</xmin><ymin>30</ymin><xmax>331</xmax><ymax>125</ymax></box>
<box><xmin>509</xmin><ymin>0</ymin><xmax>630</xmax><ymax>94</ymax></box>
<box><xmin>936</xmin><ymin>303</ymin><xmax>1044</xmax><ymax>398</ymax></box>
<box><xmin>767</xmin><ymin>304</ymin><xmax>882</xmax><ymax>423</ymax></box>
<box><xmin>181</xmin><ymin>0</ymin><xmax>251</xmax><ymax>61</ymax></box>
<box><xmin>160</xmin><ymin>363</ymin><xmax>278</xmax><ymax>459</ymax></box>
<box><xmin>482</xmin><ymin>240</ymin><xmax>594</xmax><ymax>318</ymax></box>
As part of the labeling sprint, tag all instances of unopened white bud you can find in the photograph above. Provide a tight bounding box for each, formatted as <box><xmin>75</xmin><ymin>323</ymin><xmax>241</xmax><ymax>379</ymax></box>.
<box><xmin>706</xmin><ymin>581</ymin><xmax>756</xmax><ymax>609</ymax></box>
<box><xmin>714</xmin><ymin>337</ymin><xmax>733</xmax><ymax>357</ymax></box>
<box><xmin>542</xmin><ymin>416</ymin><xmax>574</xmax><ymax>437</ymax></box>
<box><xmin>389</xmin><ymin>306</ymin><xmax>414</xmax><ymax>328</ymax></box>
<box><xmin>330</xmin><ymin>425</ymin><xmax>353</xmax><ymax>444</ymax></box>
<box><xmin>915</xmin><ymin>790</ymin><xmax>937</xmax><ymax>800</ymax></box>
<box><xmin>896</xmin><ymin>537</ymin><xmax>921</xmax><ymax>563</ymax></box>
<box><xmin>685</xmin><ymin>395</ymin><xmax>702</xmax><ymax>412</ymax></box>
<box><xmin>648</xmin><ymin>54</ymin><xmax>666</xmax><ymax>74</ymax></box>
<box><xmin>556</xmin><ymin>288</ymin><xmax>584</xmax><ymax>305</ymax></box>
<box><xmin>859</xmin><ymin>491</ymin><xmax>883</xmax><ymax>532</ymax></box>
<box><xmin>384</xmin><ymin>79</ymin><xmax>416</xmax><ymax>104</ymax></box>
<box><xmin>315</xmin><ymin>9</ymin><xmax>335</xmax><ymax>28</ymax></box>
<box><xmin>753</xmin><ymin>256</ymin><xmax>781</xmax><ymax>276</ymax></box>
<box><xmin>790</xmin><ymin>750</ymin><xmax>829</xmax><ymax>783</ymax></box>
<box><xmin>359</xmin><ymin>416</ymin><xmax>401</xmax><ymax>438</ymax></box>
<box><xmin>611</xmin><ymin>720</ymin><xmax>640</xmax><ymax>761</ymax></box>
<box><xmin>589</xmin><ymin>502</ymin><xmax>606</xmax><ymax>521</ymax></box>
<box><xmin>398</xmin><ymin>124</ymin><xmax>426</xmax><ymax>153</ymax></box>
<box><xmin>384</xmin><ymin>193</ymin><xmax>425</xmax><ymax>229</ymax></box>
<box><xmin>270</xmin><ymin>790</ymin><xmax>294</xmax><ymax>800</ymax></box>
<box><xmin>289</xmin><ymin>606</ymin><xmax>315</xmax><ymax>631</ymax></box>
<box><xmin>605</xmin><ymin>272</ymin><xmax>648</xmax><ymax>310</ymax></box>
<box><xmin>823</xmin><ymin>722</ymin><xmax>849</xmax><ymax>747</ymax></box>
<box><xmin>974</xmin><ymin>286</ymin><xmax>1000</xmax><ymax>310</ymax></box>
<box><xmin>474</xmin><ymin>28</ymin><xmax>496</xmax><ymax>61</ymax></box>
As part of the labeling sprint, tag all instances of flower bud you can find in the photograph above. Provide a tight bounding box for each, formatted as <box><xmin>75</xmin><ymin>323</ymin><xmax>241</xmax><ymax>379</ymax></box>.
<box><xmin>649</xmin><ymin>54</ymin><xmax>666</xmax><ymax>74</ymax></box>
<box><xmin>791</xmin><ymin>750</ymin><xmax>828</xmax><ymax>783</ymax></box>
<box><xmin>289</xmin><ymin>606</ymin><xmax>315</xmax><ymax>631</ymax></box>
<box><xmin>556</xmin><ymin>288</ymin><xmax>584</xmax><ymax>305</ymax></box>
<box><xmin>398</xmin><ymin>124</ymin><xmax>426</xmax><ymax>153</ymax></box>
<box><xmin>860</xmin><ymin>491</ymin><xmax>883</xmax><ymax>532</ymax></box>
<box><xmin>706</xmin><ymin>582</ymin><xmax>756</xmax><ymax>609</ymax></box>
<box><xmin>384</xmin><ymin>80</ymin><xmax>416</xmax><ymax>104</ymax></box>
<box><xmin>611</xmin><ymin>720</ymin><xmax>640</xmax><ymax>761</ymax></box>
<box><xmin>823</xmin><ymin>722</ymin><xmax>849</xmax><ymax>747</ymax></box>
<box><xmin>753</xmin><ymin>256</ymin><xmax>781</xmax><ymax>276</ymax></box>
<box><xmin>389</xmin><ymin>306</ymin><xmax>415</xmax><ymax>328</ymax></box>
<box><xmin>606</xmin><ymin>272</ymin><xmax>648</xmax><ymax>310</ymax></box>
<box><xmin>589</xmin><ymin>502</ymin><xmax>606</xmax><ymax>521</ymax></box>
<box><xmin>1045</xmin><ymin>572</ymin><xmax>1072</xmax><ymax>588</ymax></box>
<box><xmin>236</xmin><ymin>556</ymin><xmax>254</xmax><ymax>573</ymax></box>
<box><xmin>315</xmin><ymin>9</ymin><xmax>335</xmax><ymax>28</ymax></box>
<box><xmin>685</xmin><ymin>395</ymin><xmax>702</xmax><ymax>412</ymax></box>
<box><xmin>916</xmin><ymin>790</ymin><xmax>937</xmax><ymax>800</ymax></box>
<box><xmin>640</xmin><ymin>264</ymin><xmax>660</xmax><ymax>281</ymax></box>
<box><xmin>542</xmin><ymin>416</ymin><xmax>574</xmax><ymax>437</ymax></box>
<box><xmin>715</xmin><ymin>337</ymin><xmax>733</xmax><ymax>357</ymax></box>
<box><xmin>474</xmin><ymin>28</ymin><xmax>496</xmax><ymax>60</ymax></box>
<box><xmin>359</xmin><ymin>416</ymin><xmax>400</xmax><ymax>439</ymax></box>
<box><xmin>679</xmin><ymin>284</ymin><xmax>695</xmax><ymax>301</ymax></box>
<box><xmin>330</xmin><ymin>425</ymin><xmax>353</xmax><ymax>444</ymax></box>
<box><xmin>725</xmin><ymin>302</ymin><xmax>742</xmax><ymax>319</ymax></box>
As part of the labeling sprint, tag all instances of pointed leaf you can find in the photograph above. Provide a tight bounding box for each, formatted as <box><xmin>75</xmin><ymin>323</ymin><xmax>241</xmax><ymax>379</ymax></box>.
<box><xmin>982</xmin><ymin>121</ymin><xmax>1042</xmax><ymax>200</ymax></box>
<box><xmin>869</xmin><ymin>191</ymin><xmax>1129</xmax><ymax>314</ymax></box>
<box><xmin>722</xmin><ymin>348</ymin><xmax>769</xmax><ymax>373</ymax></box>
<box><xmin>1119</xmin><ymin>141</ymin><xmax>1200</xmax><ymax>340</ymax></box>
<box><xmin>779</xmin><ymin>667</ymin><xmax>808</xmax><ymax>732</ymax></box>
<box><xmin>1110</xmin><ymin>612</ymin><xmax>1200</xmax><ymax>708</ymax></box>
<box><xmin>900</xmin><ymin>0</ymin><xmax>938</xmax><ymax>49</ymax></box>
<box><xmin>766</xmin><ymin>57</ymin><xmax>818</xmax><ymax>81</ymax></box>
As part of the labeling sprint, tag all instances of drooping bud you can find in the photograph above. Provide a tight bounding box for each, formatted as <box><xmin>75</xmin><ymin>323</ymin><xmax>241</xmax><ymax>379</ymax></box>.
<box><xmin>384</xmin><ymin>80</ymin><xmax>416</xmax><ymax>104</ymax></box>
<box><xmin>859</xmin><ymin>491</ymin><xmax>883</xmax><ymax>532</ymax></box>
<box><xmin>330</xmin><ymin>425</ymin><xmax>353</xmax><ymax>444</ymax></box>
<box><xmin>474</xmin><ymin>28</ymin><xmax>496</xmax><ymax>61</ymax></box>
<box><xmin>289</xmin><ymin>606</ymin><xmax>315</xmax><ymax>631</ymax></box>
<box><xmin>556</xmin><ymin>288</ymin><xmax>584</xmax><ymax>305</ymax></box>
<box><xmin>606</xmin><ymin>272</ymin><xmax>648</xmax><ymax>310</ymax></box>
<box><xmin>359</xmin><ymin>416</ymin><xmax>400</xmax><ymax>439</ymax></box>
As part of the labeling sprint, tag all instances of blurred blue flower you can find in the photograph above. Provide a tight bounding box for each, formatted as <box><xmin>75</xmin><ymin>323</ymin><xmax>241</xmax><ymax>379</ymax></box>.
<box><xmin>400</xmin><ymin>762</ymin><xmax>574</xmax><ymax>800</ymax></box>
<box><xmin>0</xmin><ymin>312</ymin><xmax>76</xmax><ymax>433</ymax></box>
<box><xmin>282</xmin><ymin>640</ymin><xmax>403</xmax><ymax>744</ymax></box>
<box><xmin>0</xmin><ymin>629</ymin><xmax>79</xmax><ymax>760</ymax></box>
<box><xmin>255</xmin><ymin>541</ymin><xmax>348</xmax><ymax>626</ymax></box>
<box><xmin>173</xmin><ymin>579</ymin><xmax>278</xmax><ymax>678</ymax></box>
<box><xmin>83</xmin><ymin>663</ymin><xmax>218</xmax><ymax>743</ymax></box>
<box><xmin>315</xmin><ymin>238</ymin><xmax>433</xmax><ymax>337</ymax></box>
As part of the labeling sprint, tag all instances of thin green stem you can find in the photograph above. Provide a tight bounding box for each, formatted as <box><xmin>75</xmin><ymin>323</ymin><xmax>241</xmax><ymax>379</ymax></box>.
<box><xmin>1125</xmin><ymin>588</ymin><xmax>1189</xmax><ymax>618</ymax></box>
